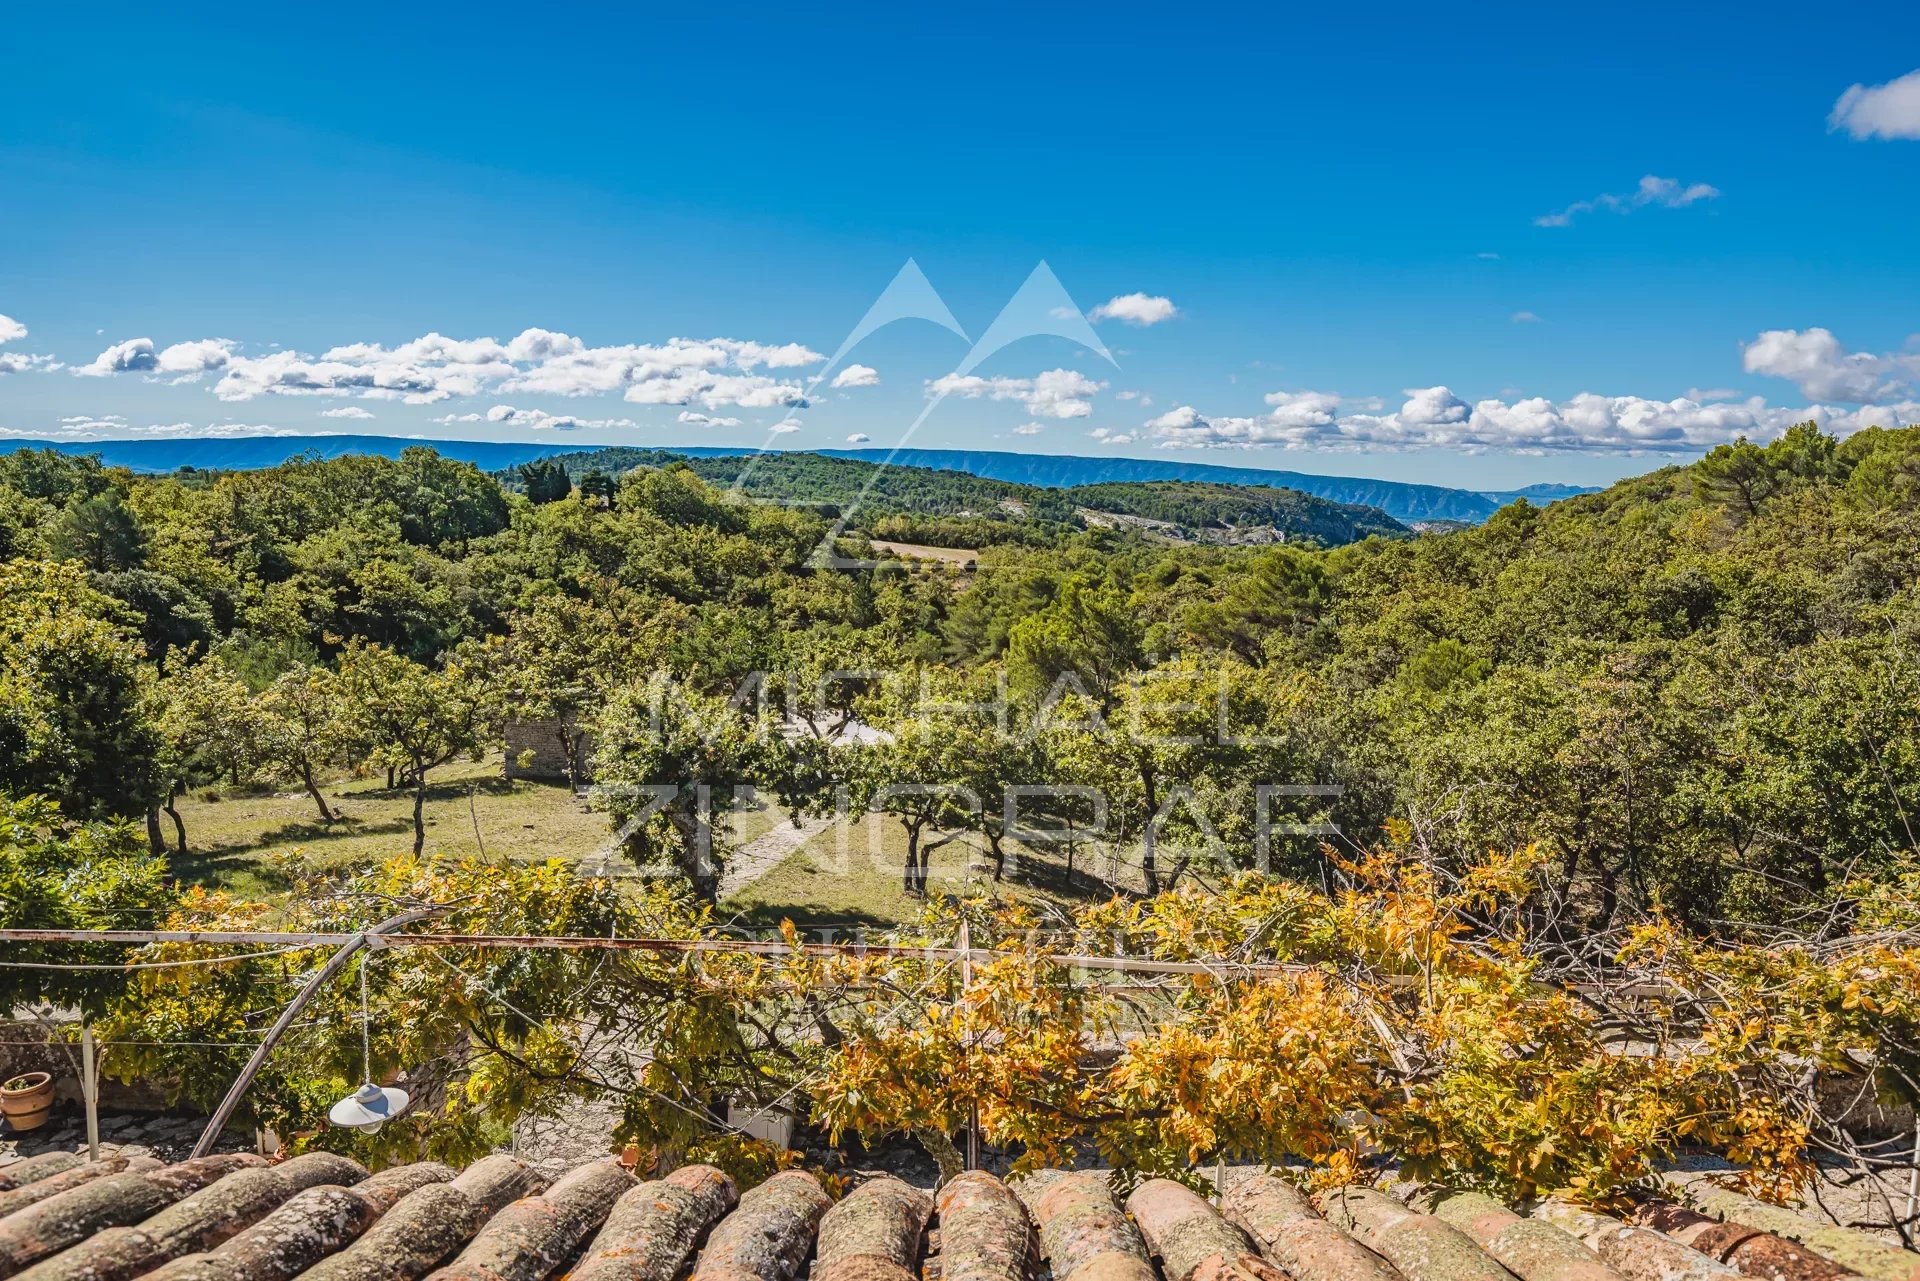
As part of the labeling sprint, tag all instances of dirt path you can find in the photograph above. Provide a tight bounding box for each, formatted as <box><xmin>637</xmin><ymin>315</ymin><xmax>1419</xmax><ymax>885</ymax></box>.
<box><xmin>718</xmin><ymin>815</ymin><xmax>834</xmax><ymax>900</ymax></box>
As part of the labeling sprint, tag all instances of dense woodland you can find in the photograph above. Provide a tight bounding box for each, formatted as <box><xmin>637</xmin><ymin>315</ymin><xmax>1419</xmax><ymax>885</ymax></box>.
<box><xmin>3</xmin><ymin>426</ymin><xmax>1919</xmax><ymax>1199</ymax></box>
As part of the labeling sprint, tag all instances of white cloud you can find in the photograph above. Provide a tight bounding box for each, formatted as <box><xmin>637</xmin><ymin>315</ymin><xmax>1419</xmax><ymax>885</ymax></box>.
<box><xmin>1088</xmin><ymin>293</ymin><xmax>1178</xmax><ymax>326</ymax></box>
<box><xmin>678</xmin><ymin>411</ymin><xmax>743</xmax><ymax>428</ymax></box>
<box><xmin>0</xmin><ymin>352</ymin><xmax>59</xmax><ymax>375</ymax></box>
<box><xmin>1148</xmin><ymin>384</ymin><xmax>1919</xmax><ymax>455</ymax></box>
<box><xmin>1012</xmin><ymin>422</ymin><xmax>1045</xmax><ymax>436</ymax></box>
<box><xmin>1830</xmin><ymin>68</ymin><xmax>1920</xmax><ymax>140</ymax></box>
<box><xmin>846</xmin><ymin>433</ymin><xmax>872</xmax><ymax>443</ymax></box>
<box><xmin>1088</xmin><ymin>427</ymin><xmax>1137</xmax><ymax>445</ymax></box>
<box><xmin>76</xmin><ymin>326</ymin><xmax>821</xmax><ymax>411</ymax></box>
<box><xmin>76</xmin><ymin>337</ymin><xmax>158</xmax><ymax>376</ymax></box>
<box><xmin>1512</xmin><ymin>311</ymin><xmax>1543</xmax><ymax>324</ymax></box>
<box><xmin>769</xmin><ymin>418</ymin><xmax>802</xmax><ymax>435</ymax></box>
<box><xmin>1740</xmin><ymin>327</ymin><xmax>1918</xmax><ymax>403</ymax></box>
<box><xmin>431</xmin><ymin>404</ymin><xmax>638</xmax><ymax>431</ymax></box>
<box><xmin>830</xmin><ymin>364</ymin><xmax>880</xmax><ymax>388</ymax></box>
<box><xmin>319</xmin><ymin>406</ymin><xmax>376</xmax><ymax>420</ymax></box>
<box><xmin>928</xmin><ymin>368</ymin><xmax>1106</xmax><ymax>419</ymax></box>
<box><xmin>0</xmin><ymin>314</ymin><xmax>26</xmax><ymax>344</ymax></box>
<box><xmin>38</xmin><ymin>417</ymin><xmax>304</xmax><ymax>441</ymax></box>
<box><xmin>1535</xmin><ymin>175</ymin><xmax>1720</xmax><ymax>227</ymax></box>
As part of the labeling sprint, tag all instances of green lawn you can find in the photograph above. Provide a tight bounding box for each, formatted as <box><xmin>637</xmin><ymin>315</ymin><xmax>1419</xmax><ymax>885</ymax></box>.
<box><xmin>169</xmin><ymin>755</ymin><xmax>611</xmax><ymax>897</ymax></box>
<box><xmin>167</xmin><ymin>760</ymin><xmax>1128</xmax><ymax>930</ymax></box>
<box><xmin>719</xmin><ymin>814</ymin><xmax>1140</xmax><ymax>933</ymax></box>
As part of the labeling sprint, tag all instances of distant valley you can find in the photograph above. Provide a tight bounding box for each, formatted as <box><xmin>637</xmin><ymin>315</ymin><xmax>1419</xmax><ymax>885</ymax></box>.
<box><xmin>0</xmin><ymin>434</ymin><xmax>1598</xmax><ymax>524</ymax></box>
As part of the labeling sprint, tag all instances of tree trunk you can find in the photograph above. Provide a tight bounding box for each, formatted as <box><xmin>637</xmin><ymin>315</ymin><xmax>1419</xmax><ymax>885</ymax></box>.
<box><xmin>386</xmin><ymin>765</ymin><xmax>396</xmax><ymax>790</ymax></box>
<box><xmin>1015</xmin><ymin>1171</ymin><xmax>1156</xmax><ymax>1281</ymax></box>
<box><xmin>1139</xmin><ymin>761</ymin><xmax>1160</xmax><ymax>894</ymax></box>
<box><xmin>165</xmin><ymin>783</ymin><xmax>188</xmax><ymax>855</ymax></box>
<box><xmin>424</xmin><ymin>1159</ymin><xmax>633</xmax><ymax>1281</ymax></box>
<box><xmin>147</xmin><ymin>805</ymin><xmax>167</xmax><ymax>857</ymax></box>
<box><xmin>692</xmin><ymin>1170</ymin><xmax>832</xmax><ymax>1281</ymax></box>
<box><xmin>1408</xmin><ymin>1190</ymin><xmax>1621</xmax><ymax>1281</ymax></box>
<box><xmin>0</xmin><ymin>1154</ymin><xmax>265</xmax><ymax>1277</ymax></box>
<box><xmin>1220</xmin><ymin>1172</ymin><xmax>1402</xmax><ymax>1281</ymax></box>
<box><xmin>1125</xmin><ymin>1180</ymin><xmax>1281</xmax><ymax>1281</ymax></box>
<box><xmin>411</xmin><ymin>766</ymin><xmax>428</xmax><ymax>856</ymax></box>
<box><xmin>1313</xmin><ymin>1188</ymin><xmax>1513</xmax><ymax>1281</ymax></box>
<box><xmin>573</xmin><ymin>1164</ymin><xmax>738</xmax><ymax>1281</ymax></box>
<box><xmin>930</xmin><ymin>1172</ymin><xmax>1035</xmax><ymax>1281</ymax></box>
<box><xmin>1531</xmin><ymin>1199</ymin><xmax>1743</xmax><ymax>1281</ymax></box>
<box><xmin>904</xmin><ymin>823</ymin><xmax>924</xmax><ymax>896</ymax></box>
<box><xmin>813</xmin><ymin>1176</ymin><xmax>932</xmax><ymax>1281</ymax></box>
<box><xmin>916</xmin><ymin>1131</ymin><xmax>964</xmax><ymax>1188</ymax></box>
<box><xmin>7</xmin><ymin>1154</ymin><xmax>364</xmax><ymax>1281</ymax></box>
<box><xmin>300</xmin><ymin>763</ymin><xmax>337</xmax><ymax>824</ymax></box>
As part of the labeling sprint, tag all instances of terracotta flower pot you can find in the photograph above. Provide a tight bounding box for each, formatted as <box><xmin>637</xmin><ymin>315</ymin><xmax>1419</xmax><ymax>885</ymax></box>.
<box><xmin>1</xmin><ymin>1072</ymin><xmax>55</xmax><ymax>1132</ymax></box>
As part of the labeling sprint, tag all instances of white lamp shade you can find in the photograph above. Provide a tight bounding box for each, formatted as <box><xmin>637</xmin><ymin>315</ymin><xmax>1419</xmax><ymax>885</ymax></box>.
<box><xmin>328</xmin><ymin>1082</ymin><xmax>410</xmax><ymax>1134</ymax></box>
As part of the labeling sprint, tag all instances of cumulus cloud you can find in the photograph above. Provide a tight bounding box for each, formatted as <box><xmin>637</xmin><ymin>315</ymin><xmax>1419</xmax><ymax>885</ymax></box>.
<box><xmin>431</xmin><ymin>404</ymin><xmax>638</xmax><ymax>431</ymax></box>
<box><xmin>319</xmin><ymin>406</ymin><xmax>376</xmax><ymax>420</ymax></box>
<box><xmin>1088</xmin><ymin>293</ymin><xmax>1178</xmax><ymax>326</ymax></box>
<box><xmin>1088</xmin><ymin>427</ymin><xmax>1137</xmax><ymax>445</ymax></box>
<box><xmin>1012</xmin><ymin>422</ymin><xmax>1045</xmax><ymax>436</ymax></box>
<box><xmin>1148</xmin><ymin>384</ymin><xmax>1918</xmax><ymax>455</ymax></box>
<box><xmin>76</xmin><ymin>326</ymin><xmax>822</xmax><ymax>410</ymax></box>
<box><xmin>1740</xmin><ymin>327</ymin><xmax>1917</xmax><ymax>403</ymax></box>
<box><xmin>769</xmin><ymin>418</ymin><xmax>802</xmax><ymax>435</ymax></box>
<box><xmin>846</xmin><ymin>433</ymin><xmax>872</xmax><ymax>443</ymax></box>
<box><xmin>1830</xmin><ymin>68</ymin><xmax>1920</xmax><ymax>140</ymax></box>
<box><xmin>1535</xmin><ymin>175</ymin><xmax>1720</xmax><ymax>227</ymax></box>
<box><xmin>830</xmin><ymin>364</ymin><xmax>880</xmax><ymax>388</ymax></box>
<box><xmin>39</xmin><ymin>416</ymin><xmax>303</xmax><ymax>441</ymax></box>
<box><xmin>678</xmin><ymin>411</ymin><xmax>743</xmax><ymax>428</ymax></box>
<box><xmin>0</xmin><ymin>314</ymin><xmax>26</xmax><ymax>345</ymax></box>
<box><xmin>928</xmin><ymin>368</ymin><xmax>1106</xmax><ymax>419</ymax></box>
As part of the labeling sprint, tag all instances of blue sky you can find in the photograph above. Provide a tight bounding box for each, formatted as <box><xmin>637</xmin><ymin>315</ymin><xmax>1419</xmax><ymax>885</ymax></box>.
<box><xmin>3</xmin><ymin>1</ymin><xmax>1919</xmax><ymax>489</ymax></box>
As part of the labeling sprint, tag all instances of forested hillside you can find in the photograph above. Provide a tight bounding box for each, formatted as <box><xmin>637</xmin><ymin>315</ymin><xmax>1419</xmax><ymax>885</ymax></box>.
<box><xmin>527</xmin><ymin>447</ymin><xmax>1410</xmax><ymax>547</ymax></box>
<box><xmin>5</xmin><ymin>423</ymin><xmax>1919</xmax><ymax>1196</ymax></box>
<box><xmin>4</xmin><ymin>422</ymin><xmax>1917</xmax><ymax>926</ymax></box>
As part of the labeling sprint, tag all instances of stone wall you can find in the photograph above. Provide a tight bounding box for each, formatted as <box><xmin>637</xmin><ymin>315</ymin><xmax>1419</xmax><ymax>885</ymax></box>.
<box><xmin>503</xmin><ymin>718</ymin><xmax>593</xmax><ymax>783</ymax></box>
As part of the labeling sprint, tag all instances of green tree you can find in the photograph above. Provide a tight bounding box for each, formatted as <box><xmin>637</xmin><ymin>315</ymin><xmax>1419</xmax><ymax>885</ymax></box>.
<box><xmin>518</xmin><ymin>458</ymin><xmax>574</xmax><ymax>505</ymax></box>
<box><xmin>0</xmin><ymin>559</ymin><xmax>164</xmax><ymax>829</ymax></box>
<box><xmin>336</xmin><ymin>641</ymin><xmax>483</xmax><ymax>854</ymax></box>
<box><xmin>256</xmin><ymin>664</ymin><xmax>353</xmax><ymax>824</ymax></box>
<box><xmin>47</xmin><ymin>490</ymin><xmax>149</xmax><ymax>572</ymax></box>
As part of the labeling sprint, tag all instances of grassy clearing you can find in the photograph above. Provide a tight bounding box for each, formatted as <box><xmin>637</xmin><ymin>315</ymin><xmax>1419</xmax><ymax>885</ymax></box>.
<box><xmin>867</xmin><ymin>540</ymin><xmax>980</xmax><ymax>566</ymax></box>
<box><xmin>169</xmin><ymin>754</ymin><xmax>612</xmax><ymax>897</ymax></box>
<box><xmin>719</xmin><ymin>814</ymin><xmax>1142</xmax><ymax>932</ymax></box>
<box><xmin>166</xmin><ymin>759</ymin><xmax>1122</xmax><ymax>932</ymax></box>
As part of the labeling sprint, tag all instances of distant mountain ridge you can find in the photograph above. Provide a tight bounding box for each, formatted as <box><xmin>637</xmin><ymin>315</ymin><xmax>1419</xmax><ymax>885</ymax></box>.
<box><xmin>0</xmin><ymin>435</ymin><xmax>1598</xmax><ymax>523</ymax></box>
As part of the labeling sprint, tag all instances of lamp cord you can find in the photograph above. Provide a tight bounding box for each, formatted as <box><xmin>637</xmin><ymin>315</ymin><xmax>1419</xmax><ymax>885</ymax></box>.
<box><xmin>360</xmin><ymin>958</ymin><xmax>372</xmax><ymax>1086</ymax></box>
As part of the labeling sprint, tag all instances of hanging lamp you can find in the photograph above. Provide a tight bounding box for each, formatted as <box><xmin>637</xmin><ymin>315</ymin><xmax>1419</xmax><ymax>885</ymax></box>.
<box><xmin>328</xmin><ymin>956</ymin><xmax>409</xmax><ymax>1134</ymax></box>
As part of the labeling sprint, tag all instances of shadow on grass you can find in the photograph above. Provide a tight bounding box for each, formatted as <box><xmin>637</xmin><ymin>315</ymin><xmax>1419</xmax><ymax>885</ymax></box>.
<box><xmin>168</xmin><ymin>846</ymin><xmax>298</xmax><ymax>894</ymax></box>
<box><xmin>335</xmin><ymin>774</ymin><xmax>522</xmax><ymax>802</ymax></box>
<box><xmin>719</xmin><ymin>902</ymin><xmax>904</xmax><ymax>934</ymax></box>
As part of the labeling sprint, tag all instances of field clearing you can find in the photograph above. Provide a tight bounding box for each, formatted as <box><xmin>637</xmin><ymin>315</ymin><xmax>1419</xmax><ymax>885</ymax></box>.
<box><xmin>867</xmin><ymin>539</ymin><xmax>980</xmax><ymax>565</ymax></box>
<box><xmin>169</xmin><ymin>755</ymin><xmax>641</xmax><ymax>897</ymax></box>
<box><xmin>719</xmin><ymin>813</ymin><xmax>1143</xmax><ymax>931</ymax></box>
<box><xmin>168</xmin><ymin>762</ymin><xmax>1139</xmax><ymax>931</ymax></box>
